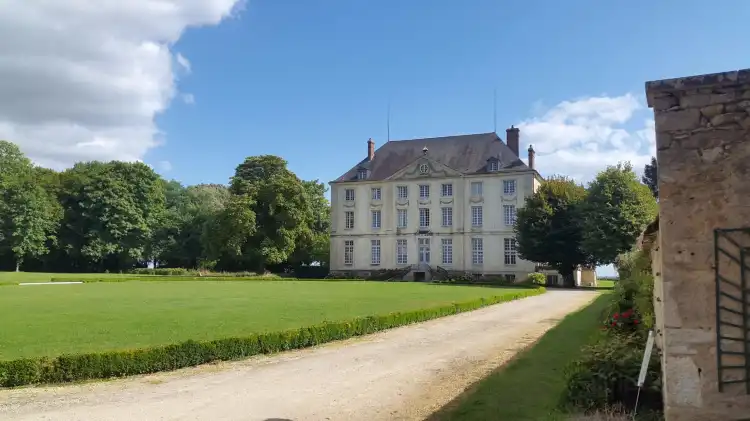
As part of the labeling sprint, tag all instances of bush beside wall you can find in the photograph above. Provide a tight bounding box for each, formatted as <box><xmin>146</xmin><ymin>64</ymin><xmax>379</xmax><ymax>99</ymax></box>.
<box><xmin>560</xmin><ymin>246</ymin><xmax>663</xmax><ymax>417</ymax></box>
<box><xmin>0</xmin><ymin>287</ymin><xmax>545</xmax><ymax>387</ymax></box>
<box><xmin>560</xmin><ymin>332</ymin><xmax>662</xmax><ymax>414</ymax></box>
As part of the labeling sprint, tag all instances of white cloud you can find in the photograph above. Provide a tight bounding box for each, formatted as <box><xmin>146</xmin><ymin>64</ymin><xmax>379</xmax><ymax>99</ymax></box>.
<box><xmin>176</xmin><ymin>53</ymin><xmax>192</xmax><ymax>74</ymax></box>
<box><xmin>0</xmin><ymin>1</ymin><xmax>244</xmax><ymax>169</ymax></box>
<box><xmin>157</xmin><ymin>160</ymin><xmax>173</xmax><ymax>172</ymax></box>
<box><xmin>518</xmin><ymin>94</ymin><xmax>655</xmax><ymax>183</ymax></box>
<box><xmin>182</xmin><ymin>93</ymin><xmax>196</xmax><ymax>105</ymax></box>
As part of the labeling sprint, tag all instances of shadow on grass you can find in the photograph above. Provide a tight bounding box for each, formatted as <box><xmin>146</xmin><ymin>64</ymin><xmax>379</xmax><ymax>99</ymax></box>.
<box><xmin>424</xmin><ymin>283</ymin><xmax>538</xmax><ymax>289</ymax></box>
<box><xmin>425</xmin><ymin>293</ymin><xmax>612</xmax><ymax>421</ymax></box>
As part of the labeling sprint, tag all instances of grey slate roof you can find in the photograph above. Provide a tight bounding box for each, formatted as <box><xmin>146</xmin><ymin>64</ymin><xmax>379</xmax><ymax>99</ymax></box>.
<box><xmin>334</xmin><ymin>132</ymin><xmax>529</xmax><ymax>182</ymax></box>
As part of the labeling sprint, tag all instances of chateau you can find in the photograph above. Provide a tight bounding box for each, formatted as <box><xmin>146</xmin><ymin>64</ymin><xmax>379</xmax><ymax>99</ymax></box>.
<box><xmin>328</xmin><ymin>127</ymin><xmax>554</xmax><ymax>282</ymax></box>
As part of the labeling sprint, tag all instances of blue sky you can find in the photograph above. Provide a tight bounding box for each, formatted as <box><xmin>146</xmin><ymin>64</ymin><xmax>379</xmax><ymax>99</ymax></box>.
<box><xmin>151</xmin><ymin>0</ymin><xmax>750</xmax><ymax>189</ymax></box>
<box><xmin>4</xmin><ymin>1</ymin><xmax>750</xmax><ymax>276</ymax></box>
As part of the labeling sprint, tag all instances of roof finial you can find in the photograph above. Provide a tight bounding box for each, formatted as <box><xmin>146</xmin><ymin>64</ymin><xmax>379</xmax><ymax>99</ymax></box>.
<box><xmin>422</xmin><ymin>146</ymin><xmax>428</xmax><ymax>155</ymax></box>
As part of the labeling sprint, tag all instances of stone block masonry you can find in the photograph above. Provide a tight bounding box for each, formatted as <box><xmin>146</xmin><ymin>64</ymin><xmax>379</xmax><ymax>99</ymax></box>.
<box><xmin>646</xmin><ymin>69</ymin><xmax>750</xmax><ymax>421</ymax></box>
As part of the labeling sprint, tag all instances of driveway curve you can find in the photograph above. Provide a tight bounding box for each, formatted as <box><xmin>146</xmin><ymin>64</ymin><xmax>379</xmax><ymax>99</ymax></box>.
<box><xmin>0</xmin><ymin>290</ymin><xmax>598</xmax><ymax>421</ymax></box>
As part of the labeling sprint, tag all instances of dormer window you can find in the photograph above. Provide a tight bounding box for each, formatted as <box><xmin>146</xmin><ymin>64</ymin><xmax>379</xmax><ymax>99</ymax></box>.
<box><xmin>488</xmin><ymin>161</ymin><xmax>499</xmax><ymax>172</ymax></box>
<box><xmin>357</xmin><ymin>169</ymin><xmax>368</xmax><ymax>180</ymax></box>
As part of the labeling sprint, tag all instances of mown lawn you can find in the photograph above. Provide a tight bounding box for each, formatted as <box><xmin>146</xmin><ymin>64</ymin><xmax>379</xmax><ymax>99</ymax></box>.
<box><xmin>428</xmin><ymin>293</ymin><xmax>611</xmax><ymax>421</ymax></box>
<box><xmin>596</xmin><ymin>279</ymin><xmax>616</xmax><ymax>288</ymax></box>
<box><xmin>0</xmin><ymin>271</ymin><xmax>147</xmax><ymax>285</ymax></box>
<box><xmin>0</xmin><ymin>280</ymin><xmax>529</xmax><ymax>360</ymax></box>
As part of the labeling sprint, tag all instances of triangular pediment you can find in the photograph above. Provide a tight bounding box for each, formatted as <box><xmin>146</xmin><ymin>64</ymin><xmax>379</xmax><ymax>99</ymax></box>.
<box><xmin>385</xmin><ymin>155</ymin><xmax>464</xmax><ymax>181</ymax></box>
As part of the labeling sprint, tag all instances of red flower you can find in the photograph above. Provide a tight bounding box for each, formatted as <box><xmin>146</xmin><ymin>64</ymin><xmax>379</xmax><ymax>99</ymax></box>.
<box><xmin>613</xmin><ymin>313</ymin><xmax>619</xmax><ymax>319</ymax></box>
<box><xmin>634</xmin><ymin>320</ymin><xmax>640</xmax><ymax>324</ymax></box>
<box><xmin>611</xmin><ymin>322</ymin><xmax>617</xmax><ymax>327</ymax></box>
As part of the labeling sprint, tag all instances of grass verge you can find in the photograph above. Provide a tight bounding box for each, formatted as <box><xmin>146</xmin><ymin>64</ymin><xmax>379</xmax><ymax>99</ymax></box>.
<box><xmin>427</xmin><ymin>292</ymin><xmax>611</xmax><ymax>421</ymax></box>
<box><xmin>0</xmin><ymin>285</ymin><xmax>544</xmax><ymax>387</ymax></box>
<box><xmin>1</xmin><ymin>281</ymin><xmax>537</xmax><ymax>359</ymax></box>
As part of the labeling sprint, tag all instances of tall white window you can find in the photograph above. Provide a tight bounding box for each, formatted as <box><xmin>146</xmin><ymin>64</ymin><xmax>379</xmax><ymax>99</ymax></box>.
<box><xmin>441</xmin><ymin>239</ymin><xmax>453</xmax><ymax>265</ymax></box>
<box><xmin>471</xmin><ymin>181</ymin><xmax>483</xmax><ymax>197</ymax></box>
<box><xmin>419</xmin><ymin>184</ymin><xmax>430</xmax><ymax>199</ymax></box>
<box><xmin>371</xmin><ymin>240</ymin><xmax>381</xmax><ymax>265</ymax></box>
<box><xmin>419</xmin><ymin>208</ymin><xmax>430</xmax><ymax>228</ymax></box>
<box><xmin>397</xmin><ymin>209</ymin><xmax>408</xmax><ymax>228</ymax></box>
<box><xmin>396</xmin><ymin>239</ymin><xmax>408</xmax><ymax>264</ymax></box>
<box><xmin>345</xmin><ymin>189</ymin><xmax>355</xmax><ymax>201</ymax></box>
<box><xmin>489</xmin><ymin>161</ymin><xmax>499</xmax><ymax>172</ymax></box>
<box><xmin>357</xmin><ymin>169</ymin><xmax>367</xmax><ymax>180</ymax></box>
<box><xmin>371</xmin><ymin>187</ymin><xmax>381</xmax><ymax>200</ymax></box>
<box><xmin>472</xmin><ymin>238</ymin><xmax>483</xmax><ymax>264</ymax></box>
<box><xmin>504</xmin><ymin>238</ymin><xmax>517</xmax><ymax>265</ymax></box>
<box><xmin>441</xmin><ymin>183</ymin><xmax>453</xmax><ymax>197</ymax></box>
<box><xmin>344</xmin><ymin>240</ymin><xmax>354</xmax><ymax>265</ymax></box>
<box><xmin>441</xmin><ymin>207</ymin><xmax>453</xmax><ymax>227</ymax></box>
<box><xmin>471</xmin><ymin>206</ymin><xmax>483</xmax><ymax>227</ymax></box>
<box><xmin>397</xmin><ymin>185</ymin><xmax>408</xmax><ymax>199</ymax></box>
<box><xmin>345</xmin><ymin>211</ymin><xmax>355</xmax><ymax>229</ymax></box>
<box><xmin>503</xmin><ymin>205</ymin><xmax>516</xmax><ymax>226</ymax></box>
<box><xmin>371</xmin><ymin>210</ymin><xmax>381</xmax><ymax>229</ymax></box>
<box><xmin>503</xmin><ymin>180</ymin><xmax>516</xmax><ymax>195</ymax></box>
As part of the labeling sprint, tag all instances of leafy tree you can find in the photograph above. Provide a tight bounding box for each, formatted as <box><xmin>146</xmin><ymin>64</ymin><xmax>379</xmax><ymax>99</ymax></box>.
<box><xmin>582</xmin><ymin>162</ymin><xmax>658</xmax><ymax>265</ymax></box>
<box><xmin>58</xmin><ymin>161</ymin><xmax>165</xmax><ymax>271</ymax></box>
<box><xmin>288</xmin><ymin>180</ymin><xmax>330</xmax><ymax>266</ymax></box>
<box><xmin>204</xmin><ymin>194</ymin><xmax>256</xmax><ymax>260</ymax></box>
<box><xmin>515</xmin><ymin>176</ymin><xmax>591</xmax><ymax>286</ymax></box>
<box><xmin>0</xmin><ymin>141</ymin><xmax>61</xmax><ymax>271</ymax></box>
<box><xmin>153</xmin><ymin>182</ymin><xmax>231</xmax><ymax>268</ymax></box>
<box><xmin>225</xmin><ymin>155</ymin><xmax>314</xmax><ymax>271</ymax></box>
<box><xmin>642</xmin><ymin>156</ymin><xmax>658</xmax><ymax>198</ymax></box>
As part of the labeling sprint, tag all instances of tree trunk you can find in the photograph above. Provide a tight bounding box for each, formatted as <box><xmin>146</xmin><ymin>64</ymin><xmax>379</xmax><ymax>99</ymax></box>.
<box><xmin>558</xmin><ymin>265</ymin><xmax>576</xmax><ymax>288</ymax></box>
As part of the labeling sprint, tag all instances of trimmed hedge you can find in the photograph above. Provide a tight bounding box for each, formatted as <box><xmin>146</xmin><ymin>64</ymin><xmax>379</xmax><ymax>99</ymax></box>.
<box><xmin>0</xmin><ymin>287</ymin><xmax>545</xmax><ymax>387</ymax></box>
<box><xmin>129</xmin><ymin>268</ymin><xmax>279</xmax><ymax>278</ymax></box>
<box><xmin>47</xmin><ymin>276</ymin><xmax>362</xmax><ymax>284</ymax></box>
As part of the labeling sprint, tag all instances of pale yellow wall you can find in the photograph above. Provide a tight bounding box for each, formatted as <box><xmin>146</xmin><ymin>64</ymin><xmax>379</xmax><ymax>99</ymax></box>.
<box><xmin>579</xmin><ymin>268</ymin><xmax>597</xmax><ymax>286</ymax></box>
<box><xmin>329</xmin><ymin>170</ymin><xmax>539</xmax><ymax>276</ymax></box>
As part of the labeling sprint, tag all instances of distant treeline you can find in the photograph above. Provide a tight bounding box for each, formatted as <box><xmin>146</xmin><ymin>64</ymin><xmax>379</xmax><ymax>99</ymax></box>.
<box><xmin>0</xmin><ymin>141</ymin><xmax>329</xmax><ymax>273</ymax></box>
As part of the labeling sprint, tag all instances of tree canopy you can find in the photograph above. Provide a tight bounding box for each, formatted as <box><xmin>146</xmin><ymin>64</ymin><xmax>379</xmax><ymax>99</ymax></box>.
<box><xmin>642</xmin><ymin>156</ymin><xmax>658</xmax><ymax>199</ymax></box>
<box><xmin>515</xmin><ymin>176</ymin><xmax>591</xmax><ymax>285</ymax></box>
<box><xmin>0</xmin><ymin>141</ymin><xmax>61</xmax><ymax>271</ymax></box>
<box><xmin>0</xmin><ymin>141</ymin><xmax>330</xmax><ymax>273</ymax></box>
<box><xmin>516</xmin><ymin>162</ymin><xmax>658</xmax><ymax>283</ymax></box>
<box><xmin>581</xmin><ymin>162</ymin><xmax>658</xmax><ymax>265</ymax></box>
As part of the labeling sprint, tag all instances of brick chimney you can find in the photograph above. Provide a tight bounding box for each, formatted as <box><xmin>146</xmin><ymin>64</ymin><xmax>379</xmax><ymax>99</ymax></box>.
<box><xmin>506</xmin><ymin>126</ymin><xmax>520</xmax><ymax>157</ymax></box>
<box><xmin>367</xmin><ymin>138</ymin><xmax>375</xmax><ymax>161</ymax></box>
<box><xmin>528</xmin><ymin>144</ymin><xmax>535</xmax><ymax>170</ymax></box>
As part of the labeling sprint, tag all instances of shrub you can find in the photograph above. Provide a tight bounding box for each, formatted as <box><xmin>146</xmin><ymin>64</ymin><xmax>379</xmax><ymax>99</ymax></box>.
<box><xmin>603</xmin><ymin>308</ymin><xmax>640</xmax><ymax>333</ymax></box>
<box><xmin>0</xmin><ymin>287</ymin><xmax>545</xmax><ymax>387</ymax></box>
<box><xmin>612</xmin><ymin>249</ymin><xmax>654</xmax><ymax>330</ymax></box>
<box><xmin>526</xmin><ymin>272</ymin><xmax>547</xmax><ymax>286</ymax></box>
<box><xmin>560</xmin><ymin>332</ymin><xmax>662</xmax><ymax>414</ymax></box>
<box><xmin>129</xmin><ymin>268</ymin><xmax>198</xmax><ymax>276</ymax></box>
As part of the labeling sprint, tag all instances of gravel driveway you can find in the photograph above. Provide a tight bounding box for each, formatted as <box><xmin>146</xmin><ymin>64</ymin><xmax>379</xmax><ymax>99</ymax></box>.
<box><xmin>0</xmin><ymin>290</ymin><xmax>598</xmax><ymax>421</ymax></box>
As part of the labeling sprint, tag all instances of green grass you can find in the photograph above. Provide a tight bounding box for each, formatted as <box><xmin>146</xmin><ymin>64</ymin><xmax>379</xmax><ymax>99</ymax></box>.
<box><xmin>0</xmin><ymin>271</ymin><xmax>150</xmax><ymax>285</ymax></box>
<box><xmin>0</xmin><ymin>280</ymin><xmax>530</xmax><ymax>360</ymax></box>
<box><xmin>596</xmin><ymin>279</ymin><xmax>615</xmax><ymax>288</ymax></box>
<box><xmin>428</xmin><ymin>293</ymin><xmax>611</xmax><ymax>421</ymax></box>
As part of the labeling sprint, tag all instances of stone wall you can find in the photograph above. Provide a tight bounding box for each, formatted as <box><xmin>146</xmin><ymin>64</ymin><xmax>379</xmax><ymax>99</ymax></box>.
<box><xmin>646</xmin><ymin>69</ymin><xmax>750</xmax><ymax>420</ymax></box>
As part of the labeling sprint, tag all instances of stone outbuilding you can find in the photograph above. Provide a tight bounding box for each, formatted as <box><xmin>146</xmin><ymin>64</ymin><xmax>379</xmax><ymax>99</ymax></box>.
<box><xmin>646</xmin><ymin>69</ymin><xmax>750</xmax><ymax>420</ymax></box>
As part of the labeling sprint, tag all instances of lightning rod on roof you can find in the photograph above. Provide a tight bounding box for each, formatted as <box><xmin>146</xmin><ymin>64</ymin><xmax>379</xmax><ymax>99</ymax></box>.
<box><xmin>493</xmin><ymin>88</ymin><xmax>497</xmax><ymax>134</ymax></box>
<box><xmin>387</xmin><ymin>98</ymin><xmax>391</xmax><ymax>142</ymax></box>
